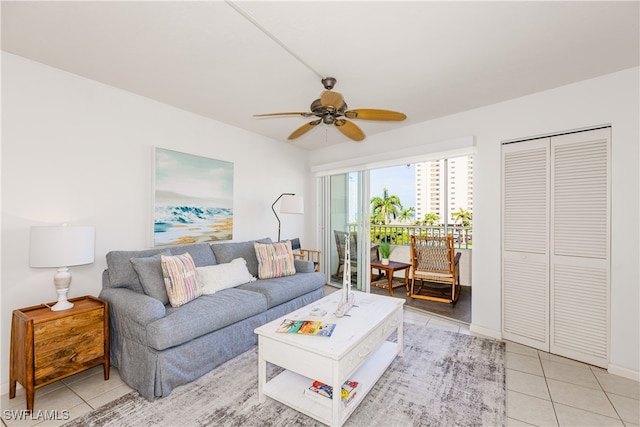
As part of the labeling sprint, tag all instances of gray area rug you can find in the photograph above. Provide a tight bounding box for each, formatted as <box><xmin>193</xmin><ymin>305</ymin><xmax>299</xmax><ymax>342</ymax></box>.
<box><xmin>64</xmin><ymin>324</ymin><xmax>505</xmax><ymax>427</ymax></box>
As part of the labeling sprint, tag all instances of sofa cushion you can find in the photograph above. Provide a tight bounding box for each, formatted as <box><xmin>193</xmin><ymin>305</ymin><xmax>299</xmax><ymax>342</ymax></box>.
<box><xmin>106</xmin><ymin>248</ymin><xmax>168</xmax><ymax>293</ymax></box>
<box><xmin>197</xmin><ymin>258</ymin><xmax>256</xmax><ymax>294</ymax></box>
<box><xmin>254</xmin><ymin>241</ymin><xmax>296</xmax><ymax>279</ymax></box>
<box><xmin>211</xmin><ymin>238</ymin><xmax>272</xmax><ymax>277</ymax></box>
<box><xmin>105</xmin><ymin>243</ymin><xmax>216</xmax><ymax>293</ymax></box>
<box><xmin>168</xmin><ymin>243</ymin><xmax>217</xmax><ymax>267</ymax></box>
<box><xmin>147</xmin><ymin>288</ymin><xmax>268</xmax><ymax>350</ymax></box>
<box><xmin>161</xmin><ymin>253</ymin><xmax>203</xmax><ymax>307</ymax></box>
<box><xmin>237</xmin><ymin>271</ymin><xmax>326</xmax><ymax>309</ymax></box>
<box><xmin>131</xmin><ymin>251</ymin><xmax>171</xmax><ymax>304</ymax></box>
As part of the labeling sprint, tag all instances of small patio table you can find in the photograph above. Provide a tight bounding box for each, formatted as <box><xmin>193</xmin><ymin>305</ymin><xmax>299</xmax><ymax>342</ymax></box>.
<box><xmin>370</xmin><ymin>260</ymin><xmax>411</xmax><ymax>296</ymax></box>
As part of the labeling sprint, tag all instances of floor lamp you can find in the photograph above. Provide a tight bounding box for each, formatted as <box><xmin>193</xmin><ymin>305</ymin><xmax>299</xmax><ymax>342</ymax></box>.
<box><xmin>272</xmin><ymin>193</ymin><xmax>304</xmax><ymax>241</ymax></box>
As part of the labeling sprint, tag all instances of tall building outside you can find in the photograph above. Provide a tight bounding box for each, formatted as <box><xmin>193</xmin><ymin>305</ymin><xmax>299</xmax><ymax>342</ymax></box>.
<box><xmin>415</xmin><ymin>155</ymin><xmax>473</xmax><ymax>224</ymax></box>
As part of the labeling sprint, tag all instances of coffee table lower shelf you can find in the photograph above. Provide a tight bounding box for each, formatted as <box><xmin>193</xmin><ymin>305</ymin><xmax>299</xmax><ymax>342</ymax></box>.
<box><xmin>262</xmin><ymin>341</ymin><xmax>398</xmax><ymax>426</ymax></box>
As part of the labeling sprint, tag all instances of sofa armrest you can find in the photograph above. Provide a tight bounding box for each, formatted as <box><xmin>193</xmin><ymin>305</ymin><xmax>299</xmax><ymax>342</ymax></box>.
<box><xmin>99</xmin><ymin>287</ymin><xmax>166</xmax><ymax>325</ymax></box>
<box><xmin>294</xmin><ymin>259</ymin><xmax>315</xmax><ymax>273</ymax></box>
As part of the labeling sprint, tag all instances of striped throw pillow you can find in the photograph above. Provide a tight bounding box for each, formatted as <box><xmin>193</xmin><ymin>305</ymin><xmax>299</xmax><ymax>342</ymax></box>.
<box><xmin>254</xmin><ymin>241</ymin><xmax>296</xmax><ymax>279</ymax></box>
<box><xmin>161</xmin><ymin>253</ymin><xmax>203</xmax><ymax>307</ymax></box>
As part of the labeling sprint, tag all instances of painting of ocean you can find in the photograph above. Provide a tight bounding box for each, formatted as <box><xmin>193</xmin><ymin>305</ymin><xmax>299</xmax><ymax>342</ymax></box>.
<box><xmin>154</xmin><ymin>148</ymin><xmax>233</xmax><ymax>246</ymax></box>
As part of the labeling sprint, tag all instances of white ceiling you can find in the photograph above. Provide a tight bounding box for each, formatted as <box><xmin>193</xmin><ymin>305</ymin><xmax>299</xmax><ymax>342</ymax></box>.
<box><xmin>2</xmin><ymin>1</ymin><xmax>639</xmax><ymax>150</ymax></box>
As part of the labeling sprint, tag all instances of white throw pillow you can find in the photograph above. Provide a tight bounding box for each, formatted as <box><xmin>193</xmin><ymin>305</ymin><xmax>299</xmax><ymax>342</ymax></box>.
<box><xmin>197</xmin><ymin>258</ymin><xmax>256</xmax><ymax>294</ymax></box>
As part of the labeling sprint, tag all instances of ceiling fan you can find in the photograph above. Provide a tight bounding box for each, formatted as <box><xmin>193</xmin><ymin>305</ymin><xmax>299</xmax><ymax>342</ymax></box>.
<box><xmin>254</xmin><ymin>77</ymin><xmax>407</xmax><ymax>142</ymax></box>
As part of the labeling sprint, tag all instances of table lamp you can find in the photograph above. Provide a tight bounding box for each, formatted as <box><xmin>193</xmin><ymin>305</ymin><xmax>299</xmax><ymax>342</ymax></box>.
<box><xmin>29</xmin><ymin>225</ymin><xmax>95</xmax><ymax>311</ymax></box>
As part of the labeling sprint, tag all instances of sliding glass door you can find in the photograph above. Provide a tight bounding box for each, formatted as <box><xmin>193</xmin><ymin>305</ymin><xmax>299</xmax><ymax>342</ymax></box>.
<box><xmin>319</xmin><ymin>153</ymin><xmax>473</xmax><ymax>296</ymax></box>
<box><xmin>326</xmin><ymin>171</ymin><xmax>369</xmax><ymax>292</ymax></box>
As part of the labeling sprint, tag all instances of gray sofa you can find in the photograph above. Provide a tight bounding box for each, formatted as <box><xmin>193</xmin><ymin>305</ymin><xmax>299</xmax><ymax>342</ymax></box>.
<box><xmin>99</xmin><ymin>238</ymin><xmax>325</xmax><ymax>401</ymax></box>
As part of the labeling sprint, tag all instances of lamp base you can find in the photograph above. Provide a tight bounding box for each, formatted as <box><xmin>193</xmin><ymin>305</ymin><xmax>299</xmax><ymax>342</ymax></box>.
<box><xmin>51</xmin><ymin>287</ymin><xmax>74</xmax><ymax>311</ymax></box>
<box><xmin>50</xmin><ymin>268</ymin><xmax>74</xmax><ymax>311</ymax></box>
<box><xmin>51</xmin><ymin>298</ymin><xmax>74</xmax><ymax>311</ymax></box>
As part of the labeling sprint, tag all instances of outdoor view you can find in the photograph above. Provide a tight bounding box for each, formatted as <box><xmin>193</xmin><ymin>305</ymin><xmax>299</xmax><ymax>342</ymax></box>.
<box><xmin>330</xmin><ymin>154</ymin><xmax>474</xmax><ymax>319</ymax></box>
<box><xmin>368</xmin><ymin>155</ymin><xmax>473</xmax><ymax>247</ymax></box>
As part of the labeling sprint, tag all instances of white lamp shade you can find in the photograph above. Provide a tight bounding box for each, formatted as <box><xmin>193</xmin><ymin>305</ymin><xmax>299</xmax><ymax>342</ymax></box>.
<box><xmin>280</xmin><ymin>195</ymin><xmax>304</xmax><ymax>214</ymax></box>
<box><xmin>30</xmin><ymin>225</ymin><xmax>95</xmax><ymax>268</ymax></box>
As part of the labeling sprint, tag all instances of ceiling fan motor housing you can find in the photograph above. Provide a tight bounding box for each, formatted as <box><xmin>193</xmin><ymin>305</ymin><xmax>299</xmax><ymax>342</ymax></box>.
<box><xmin>310</xmin><ymin>98</ymin><xmax>348</xmax><ymax>125</ymax></box>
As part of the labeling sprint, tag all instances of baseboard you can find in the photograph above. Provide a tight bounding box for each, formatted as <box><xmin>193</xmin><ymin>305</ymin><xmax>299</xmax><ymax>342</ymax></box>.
<box><xmin>469</xmin><ymin>323</ymin><xmax>502</xmax><ymax>340</ymax></box>
<box><xmin>607</xmin><ymin>363</ymin><xmax>640</xmax><ymax>382</ymax></box>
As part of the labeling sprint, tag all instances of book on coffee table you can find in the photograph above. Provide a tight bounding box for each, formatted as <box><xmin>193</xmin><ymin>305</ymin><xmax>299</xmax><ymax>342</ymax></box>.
<box><xmin>304</xmin><ymin>380</ymin><xmax>359</xmax><ymax>407</ymax></box>
<box><xmin>275</xmin><ymin>319</ymin><xmax>336</xmax><ymax>337</ymax></box>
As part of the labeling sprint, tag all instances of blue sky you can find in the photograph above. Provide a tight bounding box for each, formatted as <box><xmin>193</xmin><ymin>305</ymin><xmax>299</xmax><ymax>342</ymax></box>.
<box><xmin>370</xmin><ymin>164</ymin><xmax>415</xmax><ymax>210</ymax></box>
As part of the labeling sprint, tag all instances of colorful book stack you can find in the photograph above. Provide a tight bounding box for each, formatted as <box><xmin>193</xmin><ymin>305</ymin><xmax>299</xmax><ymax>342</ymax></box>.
<box><xmin>276</xmin><ymin>319</ymin><xmax>336</xmax><ymax>337</ymax></box>
<box><xmin>303</xmin><ymin>380</ymin><xmax>359</xmax><ymax>407</ymax></box>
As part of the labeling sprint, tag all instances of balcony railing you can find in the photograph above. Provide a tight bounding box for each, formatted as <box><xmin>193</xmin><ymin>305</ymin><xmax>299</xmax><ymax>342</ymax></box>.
<box><xmin>348</xmin><ymin>224</ymin><xmax>473</xmax><ymax>249</ymax></box>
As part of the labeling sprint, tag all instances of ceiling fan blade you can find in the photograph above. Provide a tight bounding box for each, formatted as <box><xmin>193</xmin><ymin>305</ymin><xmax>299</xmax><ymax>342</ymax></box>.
<box><xmin>344</xmin><ymin>109</ymin><xmax>407</xmax><ymax>121</ymax></box>
<box><xmin>288</xmin><ymin>120</ymin><xmax>321</xmax><ymax>140</ymax></box>
<box><xmin>320</xmin><ymin>90</ymin><xmax>344</xmax><ymax>109</ymax></box>
<box><xmin>334</xmin><ymin>119</ymin><xmax>365</xmax><ymax>142</ymax></box>
<box><xmin>254</xmin><ymin>112</ymin><xmax>311</xmax><ymax>117</ymax></box>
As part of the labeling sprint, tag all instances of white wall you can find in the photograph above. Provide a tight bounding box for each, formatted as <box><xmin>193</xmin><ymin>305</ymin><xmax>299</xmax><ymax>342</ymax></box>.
<box><xmin>311</xmin><ymin>67</ymin><xmax>640</xmax><ymax>379</ymax></box>
<box><xmin>0</xmin><ymin>53</ymin><xmax>314</xmax><ymax>386</ymax></box>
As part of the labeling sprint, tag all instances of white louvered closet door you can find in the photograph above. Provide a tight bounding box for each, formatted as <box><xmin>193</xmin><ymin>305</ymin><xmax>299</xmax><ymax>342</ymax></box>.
<box><xmin>551</xmin><ymin>128</ymin><xmax>610</xmax><ymax>368</ymax></box>
<box><xmin>502</xmin><ymin>138</ymin><xmax>550</xmax><ymax>351</ymax></box>
<box><xmin>502</xmin><ymin>127</ymin><xmax>610</xmax><ymax>367</ymax></box>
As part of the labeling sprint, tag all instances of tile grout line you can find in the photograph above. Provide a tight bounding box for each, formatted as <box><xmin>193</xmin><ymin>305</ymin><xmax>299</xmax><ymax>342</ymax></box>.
<box><xmin>540</xmin><ymin>353</ymin><xmax>629</xmax><ymax>425</ymax></box>
<box><xmin>590</xmin><ymin>365</ymin><xmax>626</xmax><ymax>424</ymax></box>
<box><xmin>538</xmin><ymin>350</ymin><xmax>561</xmax><ymax>427</ymax></box>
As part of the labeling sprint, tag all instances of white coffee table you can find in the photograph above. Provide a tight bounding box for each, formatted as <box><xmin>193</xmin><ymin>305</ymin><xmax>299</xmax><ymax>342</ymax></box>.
<box><xmin>254</xmin><ymin>291</ymin><xmax>404</xmax><ymax>427</ymax></box>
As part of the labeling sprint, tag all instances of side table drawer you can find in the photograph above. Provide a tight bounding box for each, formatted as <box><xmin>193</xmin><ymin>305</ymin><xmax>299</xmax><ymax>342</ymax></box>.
<box><xmin>34</xmin><ymin>309</ymin><xmax>105</xmax><ymax>385</ymax></box>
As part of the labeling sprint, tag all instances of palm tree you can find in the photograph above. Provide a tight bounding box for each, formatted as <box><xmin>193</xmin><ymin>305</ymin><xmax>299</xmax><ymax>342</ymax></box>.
<box><xmin>452</xmin><ymin>208</ymin><xmax>472</xmax><ymax>227</ymax></box>
<box><xmin>370</xmin><ymin>188</ymin><xmax>403</xmax><ymax>225</ymax></box>
<box><xmin>398</xmin><ymin>207</ymin><xmax>415</xmax><ymax>223</ymax></box>
<box><xmin>422</xmin><ymin>212</ymin><xmax>440</xmax><ymax>226</ymax></box>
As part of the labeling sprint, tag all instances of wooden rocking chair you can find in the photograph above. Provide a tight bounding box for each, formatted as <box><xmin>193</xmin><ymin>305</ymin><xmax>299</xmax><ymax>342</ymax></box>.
<box><xmin>409</xmin><ymin>235</ymin><xmax>461</xmax><ymax>304</ymax></box>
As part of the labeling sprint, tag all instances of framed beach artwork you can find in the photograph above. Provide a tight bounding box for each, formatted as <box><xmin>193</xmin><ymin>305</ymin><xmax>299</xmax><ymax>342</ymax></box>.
<box><xmin>153</xmin><ymin>147</ymin><xmax>233</xmax><ymax>246</ymax></box>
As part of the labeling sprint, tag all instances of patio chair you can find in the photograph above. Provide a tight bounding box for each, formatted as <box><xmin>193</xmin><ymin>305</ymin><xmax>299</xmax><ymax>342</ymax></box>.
<box><xmin>287</xmin><ymin>238</ymin><xmax>321</xmax><ymax>272</ymax></box>
<box><xmin>409</xmin><ymin>235</ymin><xmax>461</xmax><ymax>304</ymax></box>
<box><xmin>333</xmin><ymin>230</ymin><xmax>358</xmax><ymax>280</ymax></box>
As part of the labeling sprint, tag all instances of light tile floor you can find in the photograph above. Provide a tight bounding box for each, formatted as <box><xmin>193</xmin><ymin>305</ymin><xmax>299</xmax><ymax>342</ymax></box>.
<box><xmin>403</xmin><ymin>308</ymin><xmax>639</xmax><ymax>426</ymax></box>
<box><xmin>2</xmin><ymin>307</ymin><xmax>638</xmax><ymax>426</ymax></box>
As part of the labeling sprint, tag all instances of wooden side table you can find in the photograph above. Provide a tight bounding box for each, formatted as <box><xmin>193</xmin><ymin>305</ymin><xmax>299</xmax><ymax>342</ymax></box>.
<box><xmin>370</xmin><ymin>260</ymin><xmax>411</xmax><ymax>296</ymax></box>
<box><xmin>9</xmin><ymin>295</ymin><xmax>109</xmax><ymax>411</ymax></box>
